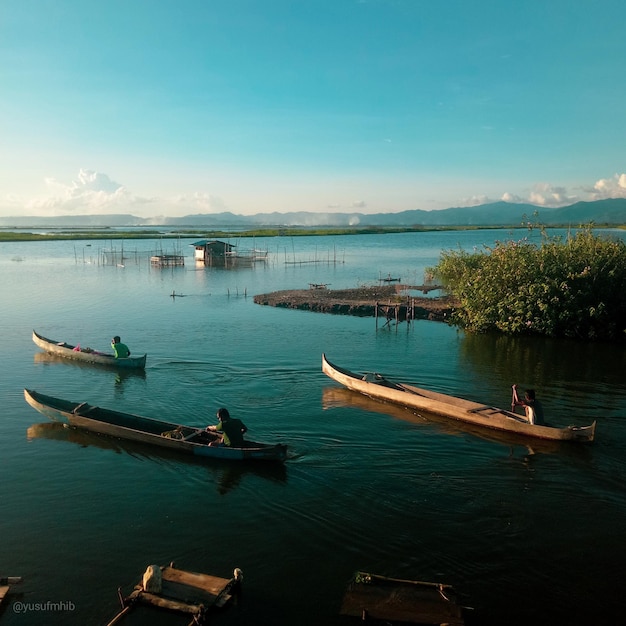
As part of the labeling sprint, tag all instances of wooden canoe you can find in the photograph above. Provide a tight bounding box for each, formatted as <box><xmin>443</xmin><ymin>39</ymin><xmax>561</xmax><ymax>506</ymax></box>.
<box><xmin>322</xmin><ymin>386</ymin><xmax>570</xmax><ymax>455</ymax></box>
<box><xmin>24</xmin><ymin>389</ymin><xmax>288</xmax><ymax>462</ymax></box>
<box><xmin>32</xmin><ymin>330</ymin><xmax>147</xmax><ymax>369</ymax></box>
<box><xmin>322</xmin><ymin>354</ymin><xmax>596</xmax><ymax>442</ymax></box>
<box><xmin>340</xmin><ymin>571</ymin><xmax>466</xmax><ymax>625</ymax></box>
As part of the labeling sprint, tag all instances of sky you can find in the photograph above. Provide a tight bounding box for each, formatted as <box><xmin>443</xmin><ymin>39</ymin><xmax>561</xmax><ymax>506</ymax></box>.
<box><xmin>1</xmin><ymin>0</ymin><xmax>626</xmax><ymax>219</ymax></box>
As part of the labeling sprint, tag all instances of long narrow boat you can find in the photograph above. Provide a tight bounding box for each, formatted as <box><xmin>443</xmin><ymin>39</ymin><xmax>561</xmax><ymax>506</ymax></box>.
<box><xmin>24</xmin><ymin>389</ymin><xmax>288</xmax><ymax>462</ymax></box>
<box><xmin>32</xmin><ymin>330</ymin><xmax>147</xmax><ymax>369</ymax></box>
<box><xmin>322</xmin><ymin>354</ymin><xmax>596</xmax><ymax>442</ymax></box>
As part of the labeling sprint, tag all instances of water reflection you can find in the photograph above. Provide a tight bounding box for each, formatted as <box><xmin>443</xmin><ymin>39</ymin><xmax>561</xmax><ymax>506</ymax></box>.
<box><xmin>461</xmin><ymin>331</ymin><xmax>626</xmax><ymax>387</ymax></box>
<box><xmin>26</xmin><ymin>422</ymin><xmax>287</xmax><ymax>495</ymax></box>
<box><xmin>460</xmin><ymin>332</ymin><xmax>626</xmax><ymax>417</ymax></box>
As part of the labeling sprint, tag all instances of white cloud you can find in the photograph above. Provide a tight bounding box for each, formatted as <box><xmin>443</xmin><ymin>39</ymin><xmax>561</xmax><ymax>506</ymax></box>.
<box><xmin>501</xmin><ymin>192</ymin><xmax>523</xmax><ymax>203</ymax></box>
<box><xmin>15</xmin><ymin>169</ymin><xmax>232</xmax><ymax>217</ymax></box>
<box><xmin>527</xmin><ymin>183</ymin><xmax>571</xmax><ymax>207</ymax></box>
<box><xmin>169</xmin><ymin>192</ymin><xmax>228</xmax><ymax>214</ymax></box>
<box><xmin>5</xmin><ymin>167</ymin><xmax>626</xmax><ymax>218</ymax></box>
<box><xmin>590</xmin><ymin>173</ymin><xmax>626</xmax><ymax>200</ymax></box>
<box><xmin>25</xmin><ymin>169</ymin><xmax>150</xmax><ymax>216</ymax></box>
<box><xmin>460</xmin><ymin>194</ymin><xmax>494</xmax><ymax>207</ymax></box>
<box><xmin>499</xmin><ymin>175</ymin><xmax>626</xmax><ymax>208</ymax></box>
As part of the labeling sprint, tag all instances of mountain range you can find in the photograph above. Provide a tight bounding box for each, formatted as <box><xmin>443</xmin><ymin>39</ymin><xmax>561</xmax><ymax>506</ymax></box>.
<box><xmin>1</xmin><ymin>198</ymin><xmax>625</xmax><ymax>228</ymax></box>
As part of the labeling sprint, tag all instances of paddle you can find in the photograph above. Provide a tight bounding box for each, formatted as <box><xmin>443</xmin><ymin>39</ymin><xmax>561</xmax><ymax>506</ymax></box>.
<box><xmin>182</xmin><ymin>427</ymin><xmax>222</xmax><ymax>444</ymax></box>
<box><xmin>161</xmin><ymin>425</ymin><xmax>222</xmax><ymax>444</ymax></box>
<box><xmin>511</xmin><ymin>384</ymin><xmax>520</xmax><ymax>412</ymax></box>
<box><xmin>511</xmin><ymin>385</ymin><xmax>535</xmax><ymax>425</ymax></box>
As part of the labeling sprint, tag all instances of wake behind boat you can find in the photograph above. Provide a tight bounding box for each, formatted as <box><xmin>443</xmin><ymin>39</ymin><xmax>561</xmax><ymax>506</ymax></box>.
<box><xmin>322</xmin><ymin>354</ymin><xmax>596</xmax><ymax>443</ymax></box>
<box><xmin>32</xmin><ymin>330</ymin><xmax>147</xmax><ymax>369</ymax></box>
<box><xmin>24</xmin><ymin>389</ymin><xmax>288</xmax><ymax>462</ymax></box>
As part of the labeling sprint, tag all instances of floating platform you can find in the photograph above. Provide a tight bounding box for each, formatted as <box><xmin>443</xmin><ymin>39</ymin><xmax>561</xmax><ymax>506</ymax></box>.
<box><xmin>340</xmin><ymin>571</ymin><xmax>467</xmax><ymax>625</ymax></box>
<box><xmin>107</xmin><ymin>563</ymin><xmax>242</xmax><ymax>626</ymax></box>
<box><xmin>151</xmin><ymin>254</ymin><xmax>185</xmax><ymax>267</ymax></box>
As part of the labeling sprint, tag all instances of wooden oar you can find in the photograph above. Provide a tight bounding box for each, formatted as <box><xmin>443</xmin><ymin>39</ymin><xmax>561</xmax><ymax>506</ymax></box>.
<box><xmin>182</xmin><ymin>427</ymin><xmax>222</xmax><ymax>444</ymax></box>
<box><xmin>511</xmin><ymin>384</ymin><xmax>520</xmax><ymax>412</ymax></box>
<box><xmin>181</xmin><ymin>428</ymin><xmax>203</xmax><ymax>442</ymax></box>
<box><xmin>511</xmin><ymin>385</ymin><xmax>534</xmax><ymax>424</ymax></box>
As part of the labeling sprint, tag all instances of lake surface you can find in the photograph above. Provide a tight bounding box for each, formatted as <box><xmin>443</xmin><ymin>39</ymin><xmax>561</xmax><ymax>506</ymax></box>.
<box><xmin>1</xmin><ymin>228</ymin><xmax>625</xmax><ymax>625</ymax></box>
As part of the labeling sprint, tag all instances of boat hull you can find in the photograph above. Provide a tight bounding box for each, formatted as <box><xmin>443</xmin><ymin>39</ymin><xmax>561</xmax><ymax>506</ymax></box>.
<box><xmin>24</xmin><ymin>389</ymin><xmax>287</xmax><ymax>462</ymax></box>
<box><xmin>32</xmin><ymin>330</ymin><xmax>146</xmax><ymax>369</ymax></box>
<box><xmin>322</xmin><ymin>354</ymin><xmax>596</xmax><ymax>442</ymax></box>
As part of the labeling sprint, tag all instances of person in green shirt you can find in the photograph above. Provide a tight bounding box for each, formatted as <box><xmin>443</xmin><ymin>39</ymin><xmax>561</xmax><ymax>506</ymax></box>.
<box><xmin>206</xmin><ymin>407</ymin><xmax>248</xmax><ymax>447</ymax></box>
<box><xmin>111</xmin><ymin>336</ymin><xmax>131</xmax><ymax>359</ymax></box>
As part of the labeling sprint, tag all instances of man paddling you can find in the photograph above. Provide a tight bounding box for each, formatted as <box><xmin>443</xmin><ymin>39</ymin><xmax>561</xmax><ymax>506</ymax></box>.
<box><xmin>206</xmin><ymin>407</ymin><xmax>248</xmax><ymax>447</ymax></box>
<box><xmin>512</xmin><ymin>384</ymin><xmax>545</xmax><ymax>425</ymax></box>
<box><xmin>111</xmin><ymin>335</ymin><xmax>131</xmax><ymax>358</ymax></box>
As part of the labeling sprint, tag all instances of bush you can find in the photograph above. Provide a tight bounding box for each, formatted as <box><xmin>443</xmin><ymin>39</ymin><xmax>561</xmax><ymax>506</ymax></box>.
<box><xmin>431</xmin><ymin>227</ymin><xmax>626</xmax><ymax>341</ymax></box>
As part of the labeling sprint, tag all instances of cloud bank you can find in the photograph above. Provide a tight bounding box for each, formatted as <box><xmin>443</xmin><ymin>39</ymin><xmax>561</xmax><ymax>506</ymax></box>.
<box><xmin>465</xmin><ymin>174</ymin><xmax>626</xmax><ymax>209</ymax></box>
<box><xmin>24</xmin><ymin>169</ymin><xmax>153</xmax><ymax>216</ymax></box>
<box><xmin>4</xmin><ymin>168</ymin><xmax>626</xmax><ymax>217</ymax></box>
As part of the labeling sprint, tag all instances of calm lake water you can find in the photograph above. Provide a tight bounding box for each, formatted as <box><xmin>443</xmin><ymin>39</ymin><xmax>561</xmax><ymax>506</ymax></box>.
<box><xmin>1</xmin><ymin>228</ymin><xmax>625</xmax><ymax>626</ymax></box>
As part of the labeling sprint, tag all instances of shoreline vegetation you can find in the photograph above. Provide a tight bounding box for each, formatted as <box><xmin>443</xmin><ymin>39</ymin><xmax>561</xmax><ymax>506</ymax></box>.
<box><xmin>431</xmin><ymin>226</ymin><xmax>626</xmax><ymax>342</ymax></box>
<box><xmin>1</xmin><ymin>223</ymin><xmax>625</xmax><ymax>242</ymax></box>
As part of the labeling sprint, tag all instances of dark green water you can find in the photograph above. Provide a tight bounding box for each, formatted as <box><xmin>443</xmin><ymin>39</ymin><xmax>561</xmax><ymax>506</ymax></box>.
<box><xmin>1</xmin><ymin>230</ymin><xmax>624</xmax><ymax>625</ymax></box>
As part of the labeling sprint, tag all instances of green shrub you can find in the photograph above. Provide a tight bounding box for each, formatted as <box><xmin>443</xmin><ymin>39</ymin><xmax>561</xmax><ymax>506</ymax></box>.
<box><xmin>431</xmin><ymin>227</ymin><xmax>626</xmax><ymax>341</ymax></box>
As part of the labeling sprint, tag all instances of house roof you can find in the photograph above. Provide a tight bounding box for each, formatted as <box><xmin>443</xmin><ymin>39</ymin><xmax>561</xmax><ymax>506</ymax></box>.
<box><xmin>190</xmin><ymin>239</ymin><xmax>236</xmax><ymax>249</ymax></box>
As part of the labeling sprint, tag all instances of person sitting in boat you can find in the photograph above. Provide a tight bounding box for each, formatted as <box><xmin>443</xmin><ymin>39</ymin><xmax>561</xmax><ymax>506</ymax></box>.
<box><xmin>512</xmin><ymin>385</ymin><xmax>544</xmax><ymax>425</ymax></box>
<box><xmin>206</xmin><ymin>407</ymin><xmax>248</xmax><ymax>447</ymax></box>
<box><xmin>111</xmin><ymin>336</ymin><xmax>131</xmax><ymax>358</ymax></box>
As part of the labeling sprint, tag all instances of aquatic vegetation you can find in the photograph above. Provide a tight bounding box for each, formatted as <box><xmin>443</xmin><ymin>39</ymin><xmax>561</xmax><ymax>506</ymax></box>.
<box><xmin>432</xmin><ymin>226</ymin><xmax>626</xmax><ymax>341</ymax></box>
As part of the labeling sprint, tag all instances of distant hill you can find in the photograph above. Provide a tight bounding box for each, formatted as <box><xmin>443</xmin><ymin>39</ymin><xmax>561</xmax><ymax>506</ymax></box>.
<box><xmin>1</xmin><ymin>199</ymin><xmax>626</xmax><ymax>228</ymax></box>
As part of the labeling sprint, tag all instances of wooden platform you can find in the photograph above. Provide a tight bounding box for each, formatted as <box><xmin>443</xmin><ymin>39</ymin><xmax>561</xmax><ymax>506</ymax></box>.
<box><xmin>151</xmin><ymin>254</ymin><xmax>185</xmax><ymax>267</ymax></box>
<box><xmin>0</xmin><ymin>577</ymin><xmax>23</xmax><ymax>608</ymax></box>
<box><xmin>340</xmin><ymin>572</ymin><xmax>466</xmax><ymax>625</ymax></box>
<box><xmin>107</xmin><ymin>563</ymin><xmax>241</xmax><ymax>625</ymax></box>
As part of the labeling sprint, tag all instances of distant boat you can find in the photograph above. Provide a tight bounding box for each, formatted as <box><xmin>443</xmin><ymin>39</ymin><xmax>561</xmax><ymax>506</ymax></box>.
<box><xmin>379</xmin><ymin>273</ymin><xmax>400</xmax><ymax>282</ymax></box>
<box><xmin>24</xmin><ymin>389</ymin><xmax>288</xmax><ymax>463</ymax></box>
<box><xmin>32</xmin><ymin>330</ymin><xmax>147</xmax><ymax>369</ymax></box>
<box><xmin>322</xmin><ymin>354</ymin><xmax>596</xmax><ymax>442</ymax></box>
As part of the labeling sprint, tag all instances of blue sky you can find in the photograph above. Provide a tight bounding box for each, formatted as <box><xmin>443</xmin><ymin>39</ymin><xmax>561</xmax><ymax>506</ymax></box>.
<box><xmin>1</xmin><ymin>0</ymin><xmax>626</xmax><ymax>218</ymax></box>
